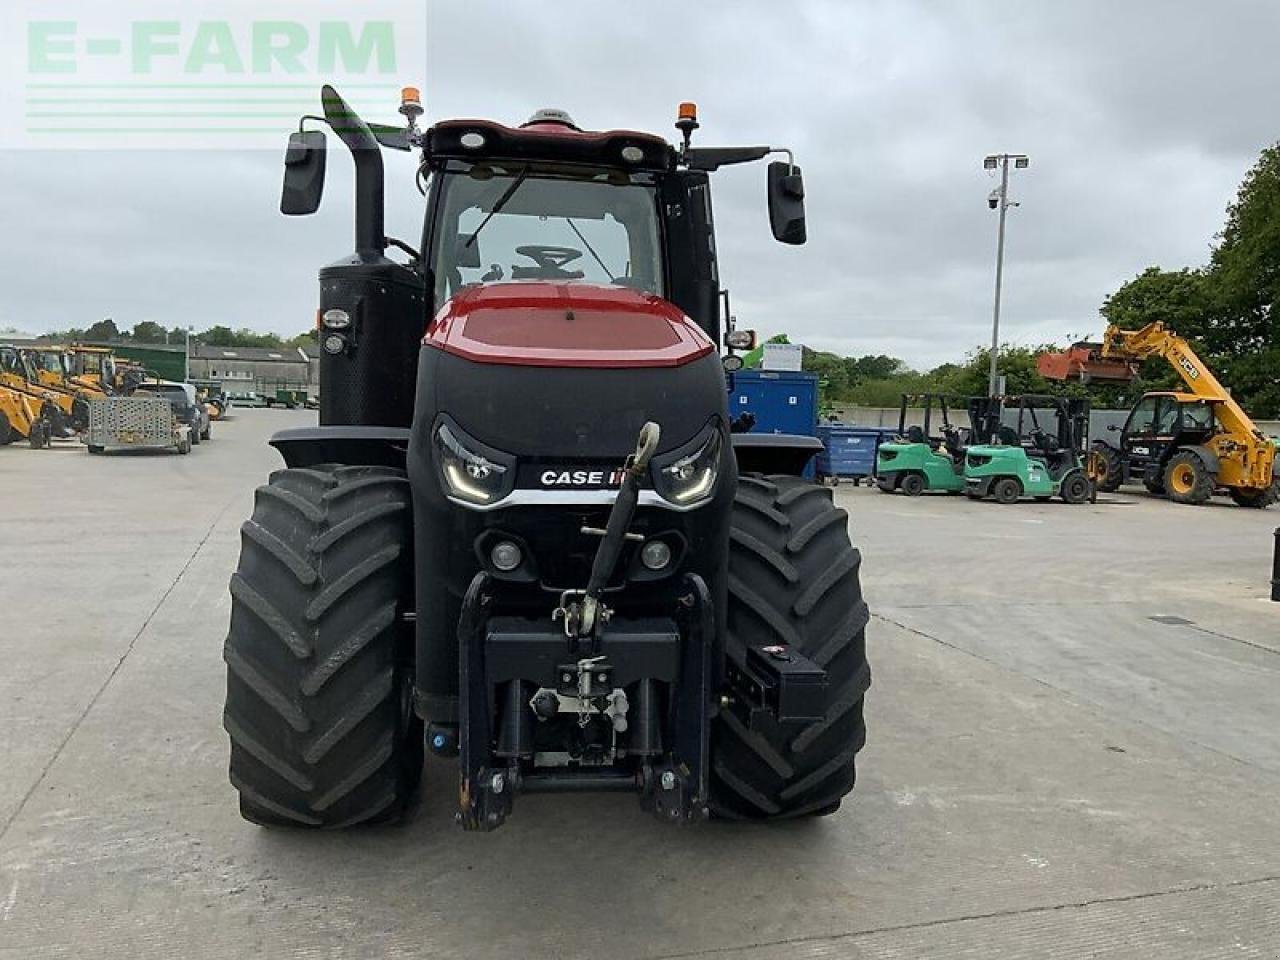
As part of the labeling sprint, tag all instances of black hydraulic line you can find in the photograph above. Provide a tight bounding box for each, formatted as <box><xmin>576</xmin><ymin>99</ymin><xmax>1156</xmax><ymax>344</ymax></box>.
<box><xmin>584</xmin><ymin>422</ymin><xmax>660</xmax><ymax>606</ymax></box>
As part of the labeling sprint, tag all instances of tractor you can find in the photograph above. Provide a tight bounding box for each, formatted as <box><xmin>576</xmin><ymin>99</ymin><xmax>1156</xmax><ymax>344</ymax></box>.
<box><xmin>875</xmin><ymin>393</ymin><xmax>997</xmax><ymax>495</ymax></box>
<box><xmin>221</xmin><ymin>88</ymin><xmax>870</xmax><ymax>830</ymax></box>
<box><xmin>963</xmin><ymin>395</ymin><xmax>1093</xmax><ymax>504</ymax></box>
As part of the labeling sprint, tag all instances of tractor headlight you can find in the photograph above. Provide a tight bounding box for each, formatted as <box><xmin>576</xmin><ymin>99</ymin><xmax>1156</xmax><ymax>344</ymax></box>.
<box><xmin>652</xmin><ymin>427</ymin><xmax>722</xmax><ymax>507</ymax></box>
<box><xmin>434</xmin><ymin>420</ymin><xmax>514</xmax><ymax>506</ymax></box>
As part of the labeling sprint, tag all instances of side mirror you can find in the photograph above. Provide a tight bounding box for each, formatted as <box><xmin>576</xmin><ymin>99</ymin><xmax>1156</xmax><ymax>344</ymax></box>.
<box><xmin>281</xmin><ymin>130</ymin><xmax>327</xmax><ymax>215</ymax></box>
<box><xmin>767</xmin><ymin>160</ymin><xmax>807</xmax><ymax>245</ymax></box>
<box><xmin>455</xmin><ymin>236</ymin><xmax>481</xmax><ymax>269</ymax></box>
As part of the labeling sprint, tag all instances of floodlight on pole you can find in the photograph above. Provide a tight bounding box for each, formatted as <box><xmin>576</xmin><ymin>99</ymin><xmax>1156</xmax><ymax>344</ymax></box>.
<box><xmin>983</xmin><ymin>153</ymin><xmax>1029</xmax><ymax>397</ymax></box>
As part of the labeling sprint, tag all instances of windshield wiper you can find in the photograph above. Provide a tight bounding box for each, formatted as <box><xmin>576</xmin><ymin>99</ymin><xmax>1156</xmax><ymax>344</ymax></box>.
<box><xmin>564</xmin><ymin>218</ymin><xmax>615</xmax><ymax>281</ymax></box>
<box><xmin>465</xmin><ymin>166</ymin><xmax>530</xmax><ymax>249</ymax></box>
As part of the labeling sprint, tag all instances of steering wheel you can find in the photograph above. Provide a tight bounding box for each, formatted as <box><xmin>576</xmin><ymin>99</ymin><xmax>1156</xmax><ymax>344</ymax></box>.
<box><xmin>515</xmin><ymin>245</ymin><xmax>584</xmax><ymax>271</ymax></box>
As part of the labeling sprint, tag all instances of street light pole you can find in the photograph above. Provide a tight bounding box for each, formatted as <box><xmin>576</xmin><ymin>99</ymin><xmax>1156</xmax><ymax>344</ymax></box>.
<box><xmin>984</xmin><ymin>153</ymin><xmax>1028</xmax><ymax>397</ymax></box>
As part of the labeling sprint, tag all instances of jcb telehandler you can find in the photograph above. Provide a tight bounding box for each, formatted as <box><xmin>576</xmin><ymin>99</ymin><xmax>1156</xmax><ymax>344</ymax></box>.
<box><xmin>875</xmin><ymin>393</ymin><xmax>997</xmax><ymax>495</ymax></box>
<box><xmin>1039</xmin><ymin>322</ymin><xmax>1278</xmax><ymax>507</ymax></box>
<box><xmin>222</xmin><ymin>88</ymin><xmax>870</xmax><ymax>831</ymax></box>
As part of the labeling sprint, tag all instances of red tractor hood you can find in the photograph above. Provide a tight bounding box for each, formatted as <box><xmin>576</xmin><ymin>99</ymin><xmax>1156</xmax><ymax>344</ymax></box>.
<box><xmin>424</xmin><ymin>282</ymin><xmax>715</xmax><ymax>368</ymax></box>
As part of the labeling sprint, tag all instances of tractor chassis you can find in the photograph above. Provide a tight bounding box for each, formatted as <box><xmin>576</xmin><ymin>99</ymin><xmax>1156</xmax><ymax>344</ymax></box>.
<box><xmin>455</xmin><ymin>572</ymin><xmax>715</xmax><ymax>831</ymax></box>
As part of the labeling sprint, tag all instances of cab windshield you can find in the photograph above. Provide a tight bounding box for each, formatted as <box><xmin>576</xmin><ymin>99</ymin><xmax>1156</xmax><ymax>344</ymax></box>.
<box><xmin>431</xmin><ymin>162</ymin><xmax>664</xmax><ymax>306</ymax></box>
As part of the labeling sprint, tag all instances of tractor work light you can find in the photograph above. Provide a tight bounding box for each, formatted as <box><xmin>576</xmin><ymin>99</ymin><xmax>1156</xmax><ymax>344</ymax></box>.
<box><xmin>322</xmin><ymin>308</ymin><xmax>351</xmax><ymax>330</ymax></box>
<box><xmin>725</xmin><ymin>329</ymin><xmax>757</xmax><ymax>351</ymax></box>
<box><xmin>490</xmin><ymin>540</ymin><xmax>523</xmax><ymax>572</ymax></box>
<box><xmin>621</xmin><ymin>145</ymin><xmax>645</xmax><ymax>164</ymax></box>
<box><xmin>722</xmin><ymin>355</ymin><xmax>744</xmax><ymax>372</ymax></box>
<box><xmin>459</xmin><ymin>131</ymin><xmax>487</xmax><ymax>150</ymax></box>
<box><xmin>653</xmin><ymin>428</ymin><xmax>721</xmax><ymax>507</ymax></box>
<box><xmin>640</xmin><ymin>540</ymin><xmax>672</xmax><ymax>571</ymax></box>
<box><xmin>322</xmin><ymin>334</ymin><xmax>346</xmax><ymax>355</ymax></box>
<box><xmin>435</xmin><ymin>421</ymin><xmax>512</xmax><ymax>506</ymax></box>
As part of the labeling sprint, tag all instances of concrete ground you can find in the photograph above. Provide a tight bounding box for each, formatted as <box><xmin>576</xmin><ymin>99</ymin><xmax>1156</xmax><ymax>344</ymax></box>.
<box><xmin>1</xmin><ymin>409</ymin><xmax>1278</xmax><ymax>959</ymax></box>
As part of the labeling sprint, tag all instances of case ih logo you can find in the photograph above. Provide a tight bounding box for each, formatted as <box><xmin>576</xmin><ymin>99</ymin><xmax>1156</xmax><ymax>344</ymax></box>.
<box><xmin>538</xmin><ymin>468</ymin><xmax>627</xmax><ymax>488</ymax></box>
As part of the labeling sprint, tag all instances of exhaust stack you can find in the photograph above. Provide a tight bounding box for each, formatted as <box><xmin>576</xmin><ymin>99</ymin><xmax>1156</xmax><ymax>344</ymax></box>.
<box><xmin>322</xmin><ymin>84</ymin><xmax>385</xmax><ymax>260</ymax></box>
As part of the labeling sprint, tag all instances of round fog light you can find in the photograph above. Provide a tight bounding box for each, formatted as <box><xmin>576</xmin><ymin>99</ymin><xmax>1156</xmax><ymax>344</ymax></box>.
<box><xmin>490</xmin><ymin>540</ymin><xmax>523</xmax><ymax>572</ymax></box>
<box><xmin>322</xmin><ymin>334</ymin><xmax>346</xmax><ymax>355</ymax></box>
<box><xmin>640</xmin><ymin>540</ymin><xmax>672</xmax><ymax>571</ymax></box>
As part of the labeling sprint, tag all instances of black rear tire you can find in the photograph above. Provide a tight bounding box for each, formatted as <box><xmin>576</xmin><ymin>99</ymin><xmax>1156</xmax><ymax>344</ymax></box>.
<box><xmin>1228</xmin><ymin>475</ymin><xmax>1279</xmax><ymax>509</ymax></box>
<box><xmin>87</xmin><ymin>444</ymin><xmax>104</xmax><ymax>455</ymax></box>
<box><xmin>0</xmin><ymin>411</ymin><xmax>12</xmax><ymax>446</ymax></box>
<box><xmin>711</xmin><ymin>474</ymin><xmax>871</xmax><ymax>820</ymax></box>
<box><xmin>223</xmin><ymin>465</ymin><xmax>422</xmax><ymax>828</ymax></box>
<box><xmin>992</xmin><ymin>477</ymin><xmax>1022</xmax><ymax>504</ymax></box>
<box><xmin>1091</xmin><ymin>442</ymin><xmax>1124</xmax><ymax>493</ymax></box>
<box><xmin>900</xmin><ymin>473</ymin><xmax>926</xmax><ymax>497</ymax></box>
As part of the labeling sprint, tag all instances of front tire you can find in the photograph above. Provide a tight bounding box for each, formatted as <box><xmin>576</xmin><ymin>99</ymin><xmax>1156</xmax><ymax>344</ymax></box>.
<box><xmin>1060</xmin><ymin>471</ymin><xmax>1090</xmax><ymax>504</ymax></box>
<box><xmin>1164</xmin><ymin>451</ymin><xmax>1214</xmax><ymax>505</ymax></box>
<box><xmin>223</xmin><ymin>465</ymin><xmax>422</xmax><ymax>828</ymax></box>
<box><xmin>711</xmin><ymin>475</ymin><xmax>871</xmax><ymax>820</ymax></box>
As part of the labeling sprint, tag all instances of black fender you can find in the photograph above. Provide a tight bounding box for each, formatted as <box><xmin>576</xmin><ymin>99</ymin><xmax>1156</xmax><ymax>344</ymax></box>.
<box><xmin>730</xmin><ymin>433</ymin><xmax>822</xmax><ymax>476</ymax></box>
<box><xmin>269</xmin><ymin>425</ymin><xmax>410</xmax><ymax>469</ymax></box>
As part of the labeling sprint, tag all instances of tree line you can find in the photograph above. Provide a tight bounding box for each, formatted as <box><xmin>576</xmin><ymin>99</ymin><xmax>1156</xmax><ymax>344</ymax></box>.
<box><xmin>43</xmin><ymin>318</ymin><xmax>317</xmax><ymax>350</ymax></box>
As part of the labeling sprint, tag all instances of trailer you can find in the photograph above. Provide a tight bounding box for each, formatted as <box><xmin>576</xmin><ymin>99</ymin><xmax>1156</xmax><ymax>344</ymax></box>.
<box><xmin>85</xmin><ymin>396</ymin><xmax>191</xmax><ymax>455</ymax></box>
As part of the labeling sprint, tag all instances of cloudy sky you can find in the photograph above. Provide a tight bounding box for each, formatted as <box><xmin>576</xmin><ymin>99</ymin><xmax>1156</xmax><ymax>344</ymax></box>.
<box><xmin>1</xmin><ymin>0</ymin><xmax>1276</xmax><ymax>369</ymax></box>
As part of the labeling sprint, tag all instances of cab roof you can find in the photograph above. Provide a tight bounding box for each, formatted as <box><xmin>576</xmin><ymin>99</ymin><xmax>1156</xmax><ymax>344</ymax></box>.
<box><xmin>426</xmin><ymin>117</ymin><xmax>676</xmax><ymax>172</ymax></box>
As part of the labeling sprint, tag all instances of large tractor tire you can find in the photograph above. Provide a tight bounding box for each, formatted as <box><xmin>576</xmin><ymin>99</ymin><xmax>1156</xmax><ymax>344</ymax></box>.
<box><xmin>0</xmin><ymin>411</ymin><xmax>12</xmax><ymax>446</ymax></box>
<box><xmin>1163</xmin><ymin>450</ymin><xmax>1214</xmax><ymax>505</ymax></box>
<box><xmin>223</xmin><ymin>465</ymin><xmax>422</xmax><ymax>828</ymax></box>
<box><xmin>1090</xmin><ymin>442</ymin><xmax>1124</xmax><ymax>493</ymax></box>
<box><xmin>1228</xmin><ymin>476</ymin><xmax>1279</xmax><ymax>509</ymax></box>
<box><xmin>711</xmin><ymin>474</ymin><xmax>870</xmax><ymax>820</ymax></box>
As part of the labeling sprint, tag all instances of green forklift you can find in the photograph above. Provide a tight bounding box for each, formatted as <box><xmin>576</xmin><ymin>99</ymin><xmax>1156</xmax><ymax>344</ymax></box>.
<box><xmin>964</xmin><ymin>394</ymin><xmax>1093</xmax><ymax>504</ymax></box>
<box><xmin>876</xmin><ymin>394</ymin><xmax>997</xmax><ymax>496</ymax></box>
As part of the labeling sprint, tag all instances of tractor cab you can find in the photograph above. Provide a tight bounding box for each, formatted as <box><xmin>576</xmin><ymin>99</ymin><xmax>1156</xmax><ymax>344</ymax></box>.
<box><xmin>1106</xmin><ymin>391</ymin><xmax>1220</xmax><ymax>494</ymax></box>
<box><xmin>876</xmin><ymin>393</ymin><xmax>992</xmax><ymax>495</ymax></box>
<box><xmin>964</xmin><ymin>394</ymin><xmax>1092</xmax><ymax>504</ymax></box>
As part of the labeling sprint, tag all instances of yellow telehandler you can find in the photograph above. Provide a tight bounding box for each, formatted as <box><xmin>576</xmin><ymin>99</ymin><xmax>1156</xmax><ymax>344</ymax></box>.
<box><xmin>1039</xmin><ymin>321</ymin><xmax>1277</xmax><ymax>507</ymax></box>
